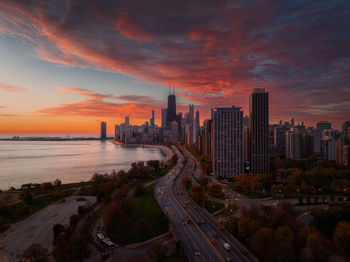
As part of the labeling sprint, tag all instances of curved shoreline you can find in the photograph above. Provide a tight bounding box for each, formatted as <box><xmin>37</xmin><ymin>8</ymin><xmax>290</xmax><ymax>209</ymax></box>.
<box><xmin>107</xmin><ymin>140</ymin><xmax>174</xmax><ymax>163</ymax></box>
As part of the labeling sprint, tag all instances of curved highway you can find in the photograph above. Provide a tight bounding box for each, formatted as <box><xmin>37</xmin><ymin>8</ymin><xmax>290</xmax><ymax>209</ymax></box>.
<box><xmin>155</xmin><ymin>146</ymin><xmax>259</xmax><ymax>262</ymax></box>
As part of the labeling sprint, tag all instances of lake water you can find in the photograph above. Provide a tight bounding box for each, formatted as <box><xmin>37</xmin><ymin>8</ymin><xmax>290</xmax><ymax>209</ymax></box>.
<box><xmin>0</xmin><ymin>140</ymin><xmax>166</xmax><ymax>190</ymax></box>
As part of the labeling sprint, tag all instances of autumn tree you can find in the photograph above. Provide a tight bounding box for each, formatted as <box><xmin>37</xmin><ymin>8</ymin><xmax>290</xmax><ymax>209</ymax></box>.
<box><xmin>306</xmin><ymin>232</ymin><xmax>331</xmax><ymax>262</ymax></box>
<box><xmin>208</xmin><ymin>184</ymin><xmax>224</xmax><ymax>198</ymax></box>
<box><xmin>182</xmin><ymin>176</ymin><xmax>192</xmax><ymax>190</ymax></box>
<box><xmin>18</xmin><ymin>243</ymin><xmax>50</xmax><ymax>262</ymax></box>
<box><xmin>251</xmin><ymin>227</ymin><xmax>275</xmax><ymax>259</ymax></box>
<box><xmin>237</xmin><ymin>211</ymin><xmax>264</xmax><ymax>239</ymax></box>
<box><xmin>22</xmin><ymin>191</ymin><xmax>33</xmax><ymax>204</ymax></box>
<box><xmin>111</xmin><ymin>185</ymin><xmax>129</xmax><ymax>203</ymax></box>
<box><xmin>189</xmin><ymin>185</ymin><xmax>207</xmax><ymax>204</ymax></box>
<box><xmin>333</xmin><ymin>221</ymin><xmax>350</xmax><ymax>259</ymax></box>
<box><xmin>274</xmin><ymin>226</ymin><xmax>295</xmax><ymax>261</ymax></box>
<box><xmin>103</xmin><ymin>202</ymin><xmax>128</xmax><ymax>231</ymax></box>
<box><xmin>53</xmin><ymin>224</ymin><xmax>66</xmax><ymax>240</ymax></box>
<box><xmin>147</xmin><ymin>242</ymin><xmax>168</xmax><ymax>262</ymax></box>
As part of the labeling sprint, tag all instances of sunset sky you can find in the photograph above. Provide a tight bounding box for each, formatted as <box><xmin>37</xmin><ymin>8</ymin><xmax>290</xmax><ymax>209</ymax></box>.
<box><xmin>0</xmin><ymin>0</ymin><xmax>349</xmax><ymax>134</ymax></box>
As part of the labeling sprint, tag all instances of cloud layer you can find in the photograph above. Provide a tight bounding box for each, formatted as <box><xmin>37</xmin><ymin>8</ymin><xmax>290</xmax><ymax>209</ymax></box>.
<box><xmin>0</xmin><ymin>0</ymin><xmax>349</xmax><ymax>126</ymax></box>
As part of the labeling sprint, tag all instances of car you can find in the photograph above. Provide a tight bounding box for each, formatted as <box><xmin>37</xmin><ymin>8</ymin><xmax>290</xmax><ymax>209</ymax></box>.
<box><xmin>212</xmin><ymin>240</ymin><xmax>218</xmax><ymax>246</ymax></box>
<box><xmin>223</xmin><ymin>243</ymin><xmax>231</xmax><ymax>250</ymax></box>
<box><xmin>217</xmin><ymin>226</ymin><xmax>223</xmax><ymax>231</ymax></box>
<box><xmin>181</xmin><ymin>220</ymin><xmax>186</xmax><ymax>225</ymax></box>
<box><xmin>213</xmin><ymin>233</ymin><xmax>219</xmax><ymax>239</ymax></box>
<box><xmin>194</xmin><ymin>250</ymin><xmax>200</xmax><ymax>256</ymax></box>
<box><xmin>183</xmin><ymin>205</ymin><xmax>187</xmax><ymax>209</ymax></box>
<box><xmin>197</xmin><ymin>221</ymin><xmax>201</xmax><ymax>225</ymax></box>
<box><xmin>187</xmin><ymin>219</ymin><xmax>192</xmax><ymax>224</ymax></box>
<box><xmin>171</xmin><ymin>211</ymin><xmax>175</xmax><ymax>215</ymax></box>
<box><xmin>201</xmin><ymin>220</ymin><xmax>206</xmax><ymax>224</ymax></box>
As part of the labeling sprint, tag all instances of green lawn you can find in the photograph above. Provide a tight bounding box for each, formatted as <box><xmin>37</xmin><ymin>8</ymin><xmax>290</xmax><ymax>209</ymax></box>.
<box><xmin>61</xmin><ymin>181</ymin><xmax>92</xmax><ymax>189</ymax></box>
<box><xmin>204</xmin><ymin>200</ymin><xmax>225</xmax><ymax>213</ymax></box>
<box><xmin>77</xmin><ymin>186</ymin><xmax>95</xmax><ymax>196</ymax></box>
<box><xmin>108</xmin><ymin>184</ymin><xmax>168</xmax><ymax>245</ymax></box>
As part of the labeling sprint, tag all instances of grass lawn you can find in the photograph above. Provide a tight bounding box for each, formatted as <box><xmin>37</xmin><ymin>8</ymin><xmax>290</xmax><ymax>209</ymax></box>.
<box><xmin>108</xmin><ymin>184</ymin><xmax>168</xmax><ymax>245</ymax></box>
<box><xmin>204</xmin><ymin>200</ymin><xmax>225</xmax><ymax>213</ymax></box>
<box><xmin>77</xmin><ymin>186</ymin><xmax>95</xmax><ymax>196</ymax></box>
<box><xmin>3</xmin><ymin>189</ymin><xmax>75</xmax><ymax>223</ymax></box>
<box><xmin>61</xmin><ymin>181</ymin><xmax>92</xmax><ymax>190</ymax></box>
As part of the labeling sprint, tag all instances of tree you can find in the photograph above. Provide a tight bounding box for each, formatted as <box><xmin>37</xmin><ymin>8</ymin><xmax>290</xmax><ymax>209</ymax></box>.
<box><xmin>189</xmin><ymin>185</ymin><xmax>207</xmax><ymax>204</ymax></box>
<box><xmin>208</xmin><ymin>184</ymin><xmax>223</xmax><ymax>198</ymax></box>
<box><xmin>274</xmin><ymin>226</ymin><xmax>295</xmax><ymax>261</ymax></box>
<box><xmin>22</xmin><ymin>191</ymin><xmax>33</xmax><ymax>204</ymax></box>
<box><xmin>333</xmin><ymin>221</ymin><xmax>350</xmax><ymax>259</ymax></box>
<box><xmin>69</xmin><ymin>214</ymin><xmax>80</xmax><ymax>227</ymax></box>
<box><xmin>251</xmin><ymin>227</ymin><xmax>275</xmax><ymax>259</ymax></box>
<box><xmin>69</xmin><ymin>233</ymin><xmax>90</xmax><ymax>261</ymax></box>
<box><xmin>111</xmin><ymin>185</ymin><xmax>129</xmax><ymax>203</ymax></box>
<box><xmin>53</xmin><ymin>224</ymin><xmax>66</xmax><ymax>239</ymax></box>
<box><xmin>147</xmin><ymin>242</ymin><xmax>168</xmax><ymax>262</ymax></box>
<box><xmin>103</xmin><ymin>202</ymin><xmax>128</xmax><ymax>231</ymax></box>
<box><xmin>307</xmin><ymin>232</ymin><xmax>331</xmax><ymax>262</ymax></box>
<box><xmin>182</xmin><ymin>177</ymin><xmax>192</xmax><ymax>190</ymax></box>
<box><xmin>134</xmin><ymin>182</ymin><xmax>145</xmax><ymax>196</ymax></box>
<box><xmin>40</xmin><ymin>182</ymin><xmax>53</xmax><ymax>191</ymax></box>
<box><xmin>54</xmin><ymin>179</ymin><xmax>62</xmax><ymax>187</ymax></box>
<box><xmin>237</xmin><ymin>211</ymin><xmax>264</xmax><ymax>239</ymax></box>
<box><xmin>18</xmin><ymin>243</ymin><xmax>50</xmax><ymax>262</ymax></box>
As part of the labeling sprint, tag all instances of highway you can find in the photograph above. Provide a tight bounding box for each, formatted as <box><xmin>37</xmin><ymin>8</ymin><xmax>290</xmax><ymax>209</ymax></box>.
<box><xmin>155</xmin><ymin>146</ymin><xmax>258</xmax><ymax>262</ymax></box>
<box><xmin>155</xmin><ymin>146</ymin><xmax>222</xmax><ymax>262</ymax></box>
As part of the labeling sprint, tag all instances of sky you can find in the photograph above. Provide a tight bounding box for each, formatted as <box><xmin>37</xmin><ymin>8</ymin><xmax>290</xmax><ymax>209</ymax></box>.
<box><xmin>0</xmin><ymin>0</ymin><xmax>349</xmax><ymax>134</ymax></box>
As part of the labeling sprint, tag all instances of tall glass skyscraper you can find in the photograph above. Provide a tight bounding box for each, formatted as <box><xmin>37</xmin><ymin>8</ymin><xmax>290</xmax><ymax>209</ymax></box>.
<box><xmin>100</xmin><ymin>121</ymin><xmax>107</xmax><ymax>140</ymax></box>
<box><xmin>249</xmin><ymin>88</ymin><xmax>269</xmax><ymax>175</ymax></box>
<box><xmin>341</xmin><ymin>121</ymin><xmax>350</xmax><ymax>143</ymax></box>
<box><xmin>167</xmin><ymin>93</ymin><xmax>177</xmax><ymax>127</ymax></box>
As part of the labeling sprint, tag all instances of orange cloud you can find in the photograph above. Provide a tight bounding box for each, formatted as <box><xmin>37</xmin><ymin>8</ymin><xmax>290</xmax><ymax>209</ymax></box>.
<box><xmin>115</xmin><ymin>14</ymin><xmax>154</xmax><ymax>42</ymax></box>
<box><xmin>0</xmin><ymin>83</ymin><xmax>26</xmax><ymax>93</ymax></box>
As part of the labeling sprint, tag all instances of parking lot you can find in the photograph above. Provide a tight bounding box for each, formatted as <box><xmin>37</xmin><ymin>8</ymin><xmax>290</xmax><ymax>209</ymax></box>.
<box><xmin>0</xmin><ymin>195</ymin><xmax>96</xmax><ymax>262</ymax></box>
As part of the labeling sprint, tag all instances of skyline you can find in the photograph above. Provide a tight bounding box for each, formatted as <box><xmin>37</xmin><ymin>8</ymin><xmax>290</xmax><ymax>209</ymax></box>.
<box><xmin>1</xmin><ymin>0</ymin><xmax>350</xmax><ymax>133</ymax></box>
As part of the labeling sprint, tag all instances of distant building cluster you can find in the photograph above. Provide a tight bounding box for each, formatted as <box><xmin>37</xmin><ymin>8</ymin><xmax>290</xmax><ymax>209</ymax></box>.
<box><xmin>100</xmin><ymin>87</ymin><xmax>350</xmax><ymax>178</ymax></box>
<box><xmin>272</xmin><ymin>119</ymin><xmax>350</xmax><ymax>167</ymax></box>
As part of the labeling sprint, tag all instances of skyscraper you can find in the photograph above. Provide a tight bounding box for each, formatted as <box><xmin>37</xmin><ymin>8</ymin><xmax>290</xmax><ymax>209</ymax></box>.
<box><xmin>317</xmin><ymin>121</ymin><xmax>332</xmax><ymax>132</ymax></box>
<box><xmin>341</xmin><ymin>121</ymin><xmax>350</xmax><ymax>143</ymax></box>
<box><xmin>150</xmin><ymin>110</ymin><xmax>155</xmax><ymax>127</ymax></box>
<box><xmin>100</xmin><ymin>121</ymin><xmax>107</xmax><ymax>140</ymax></box>
<box><xmin>212</xmin><ymin>106</ymin><xmax>243</xmax><ymax>178</ymax></box>
<box><xmin>166</xmin><ymin>93</ymin><xmax>176</xmax><ymax>127</ymax></box>
<box><xmin>161</xmin><ymin>108</ymin><xmax>167</xmax><ymax>128</ymax></box>
<box><xmin>249</xmin><ymin>88</ymin><xmax>269</xmax><ymax>175</ymax></box>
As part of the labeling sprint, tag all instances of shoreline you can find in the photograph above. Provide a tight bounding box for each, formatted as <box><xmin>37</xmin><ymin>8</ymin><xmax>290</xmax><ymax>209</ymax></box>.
<box><xmin>107</xmin><ymin>140</ymin><xmax>174</xmax><ymax>163</ymax></box>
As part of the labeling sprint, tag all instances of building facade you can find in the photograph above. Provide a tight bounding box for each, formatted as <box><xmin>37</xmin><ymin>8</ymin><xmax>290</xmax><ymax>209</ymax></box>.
<box><xmin>249</xmin><ymin>88</ymin><xmax>269</xmax><ymax>174</ymax></box>
<box><xmin>100</xmin><ymin>121</ymin><xmax>107</xmax><ymax>140</ymax></box>
<box><xmin>212</xmin><ymin>107</ymin><xmax>243</xmax><ymax>178</ymax></box>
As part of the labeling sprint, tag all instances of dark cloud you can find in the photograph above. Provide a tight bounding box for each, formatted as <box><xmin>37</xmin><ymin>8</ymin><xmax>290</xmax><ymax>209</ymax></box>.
<box><xmin>0</xmin><ymin>0</ymin><xmax>349</xmax><ymax>125</ymax></box>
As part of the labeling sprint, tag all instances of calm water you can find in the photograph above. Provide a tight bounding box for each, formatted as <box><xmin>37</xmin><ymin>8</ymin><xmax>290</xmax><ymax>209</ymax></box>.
<box><xmin>0</xmin><ymin>140</ymin><xmax>166</xmax><ymax>190</ymax></box>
